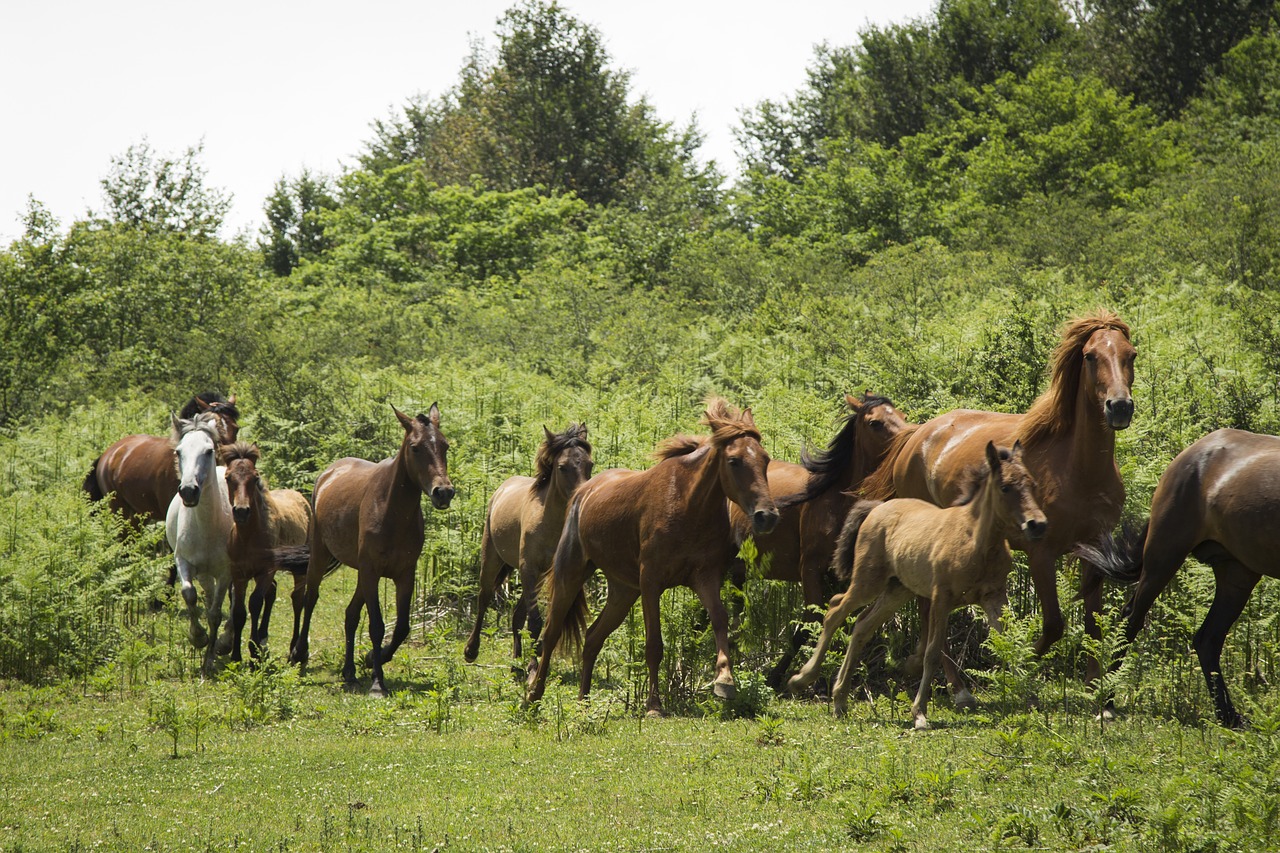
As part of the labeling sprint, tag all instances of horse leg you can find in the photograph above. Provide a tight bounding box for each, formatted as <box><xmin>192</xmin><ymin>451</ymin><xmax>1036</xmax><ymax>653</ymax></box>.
<box><xmin>579</xmin><ymin>581</ymin><xmax>640</xmax><ymax>699</ymax></box>
<box><xmin>1193</xmin><ymin>561</ymin><xmax>1260</xmax><ymax>728</ymax></box>
<box><xmin>690</xmin><ymin>570</ymin><xmax>737</xmax><ymax>700</ymax></box>
<box><xmin>368</xmin><ymin>573</ymin><xmax>413</xmax><ymax>666</ymax></box>
<box><xmin>363</xmin><ymin>573</ymin><xmax>390</xmax><ymax>697</ymax></box>
<box><xmin>464</xmin><ymin>538</ymin><xmax>509</xmax><ymax>663</ymax></box>
<box><xmin>521</xmin><ymin>562</ymin><xmax>546</xmax><ymax>664</ymax></box>
<box><xmin>1028</xmin><ymin>548</ymin><xmax>1064</xmax><ymax>656</ymax></box>
<box><xmin>640</xmin><ymin>581</ymin><xmax>666</xmax><ymax>716</ymax></box>
<box><xmin>831</xmin><ymin>585</ymin><xmax>915</xmax><ymax>717</ymax></box>
<box><xmin>288</xmin><ymin>575</ymin><xmax>305</xmax><ymax>663</ymax></box>
<box><xmin>912</xmin><ymin>593</ymin><xmax>954</xmax><ymax>730</ymax></box>
<box><xmin>1079</xmin><ymin>557</ymin><xmax>1107</xmax><ymax>686</ymax></box>
<box><xmin>341</xmin><ymin>585</ymin><xmax>364</xmax><ymax>687</ymax></box>
<box><xmin>204</xmin><ymin>574</ymin><xmax>230</xmax><ymax>677</ymax></box>
<box><xmin>290</xmin><ymin>537</ymin><xmax>334</xmax><ymax>666</ymax></box>
<box><xmin>788</xmin><ymin>573</ymin><xmax>878</xmax><ymax>694</ymax></box>
<box><xmin>767</xmin><ymin>560</ymin><xmax>823</xmax><ymax>691</ymax></box>
<box><xmin>229</xmin><ymin>577</ymin><xmax>249</xmax><ymax>664</ymax></box>
<box><xmin>175</xmin><ymin>557</ymin><xmax>208</xmax><ymax>650</ymax></box>
<box><xmin>904</xmin><ymin>596</ymin><xmax>930</xmax><ymax>678</ymax></box>
<box><xmin>526</xmin><ymin>541</ymin><xmax>591</xmax><ymax>706</ymax></box>
<box><xmin>249</xmin><ymin>575</ymin><xmax>276</xmax><ymax>662</ymax></box>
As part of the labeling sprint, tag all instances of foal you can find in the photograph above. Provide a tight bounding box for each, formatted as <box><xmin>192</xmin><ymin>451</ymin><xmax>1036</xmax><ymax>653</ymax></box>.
<box><xmin>789</xmin><ymin>441</ymin><xmax>1046</xmax><ymax>729</ymax></box>
<box><xmin>223</xmin><ymin>442</ymin><xmax>312</xmax><ymax>663</ymax></box>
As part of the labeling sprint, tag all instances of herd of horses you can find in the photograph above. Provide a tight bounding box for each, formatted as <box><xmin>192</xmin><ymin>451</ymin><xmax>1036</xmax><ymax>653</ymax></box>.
<box><xmin>80</xmin><ymin>310</ymin><xmax>1279</xmax><ymax>728</ymax></box>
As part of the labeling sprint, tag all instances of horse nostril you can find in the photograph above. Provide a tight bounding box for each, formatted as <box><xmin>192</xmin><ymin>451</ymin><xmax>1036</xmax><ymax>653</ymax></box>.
<box><xmin>431</xmin><ymin>486</ymin><xmax>456</xmax><ymax>507</ymax></box>
<box><xmin>753</xmin><ymin>510</ymin><xmax>780</xmax><ymax>534</ymax></box>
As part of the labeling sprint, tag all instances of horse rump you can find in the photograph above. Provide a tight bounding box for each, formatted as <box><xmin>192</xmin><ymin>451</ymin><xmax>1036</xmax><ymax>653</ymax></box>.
<box><xmin>831</xmin><ymin>499</ymin><xmax>883</xmax><ymax>581</ymax></box>
<box><xmin>82</xmin><ymin>458</ymin><xmax>105</xmax><ymax>502</ymax></box>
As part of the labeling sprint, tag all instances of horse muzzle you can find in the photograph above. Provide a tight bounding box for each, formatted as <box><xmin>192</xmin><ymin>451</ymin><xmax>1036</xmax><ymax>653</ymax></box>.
<box><xmin>751</xmin><ymin>509</ymin><xmax>780</xmax><ymax>536</ymax></box>
<box><xmin>178</xmin><ymin>485</ymin><xmax>201</xmax><ymax>507</ymax></box>
<box><xmin>232</xmin><ymin>505</ymin><xmax>251</xmax><ymax>524</ymax></box>
<box><xmin>429</xmin><ymin>485</ymin><xmax>455</xmax><ymax>510</ymax></box>
<box><xmin>1022</xmin><ymin>518</ymin><xmax>1048</xmax><ymax>541</ymax></box>
<box><xmin>1105</xmin><ymin>397</ymin><xmax>1134</xmax><ymax>430</ymax></box>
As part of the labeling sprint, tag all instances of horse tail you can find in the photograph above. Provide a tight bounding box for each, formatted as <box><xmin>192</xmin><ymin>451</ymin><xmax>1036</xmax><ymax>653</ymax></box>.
<box><xmin>541</xmin><ymin>500</ymin><xmax>589</xmax><ymax>657</ymax></box>
<box><xmin>832</xmin><ymin>499</ymin><xmax>882</xmax><ymax>582</ymax></box>
<box><xmin>270</xmin><ymin>545</ymin><xmax>313</xmax><ymax>576</ymax></box>
<box><xmin>859</xmin><ymin>425</ymin><xmax>918</xmax><ymax>500</ymax></box>
<box><xmin>1074</xmin><ymin>519</ymin><xmax>1147</xmax><ymax>593</ymax></box>
<box><xmin>82</xmin><ymin>458</ymin><xmax>105</xmax><ymax>502</ymax></box>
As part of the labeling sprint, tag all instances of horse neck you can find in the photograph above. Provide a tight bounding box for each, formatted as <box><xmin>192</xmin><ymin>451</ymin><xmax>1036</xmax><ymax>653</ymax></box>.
<box><xmin>967</xmin><ymin>478</ymin><xmax>1010</xmax><ymax>559</ymax></box>
<box><xmin>1066</xmin><ymin>380</ymin><xmax>1117</xmax><ymax>468</ymax></box>
<box><xmin>386</xmin><ymin>443</ymin><xmax>423</xmax><ymax>505</ymax></box>
<box><xmin>544</xmin><ymin>473</ymin><xmax>572</xmax><ymax>512</ymax></box>
<box><xmin>675</xmin><ymin>445</ymin><xmax>730</xmax><ymax>524</ymax></box>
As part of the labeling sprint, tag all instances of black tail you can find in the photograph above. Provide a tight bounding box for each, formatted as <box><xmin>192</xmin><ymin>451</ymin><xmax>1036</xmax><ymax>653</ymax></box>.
<box><xmin>271</xmin><ymin>546</ymin><xmax>313</xmax><ymax>576</ymax></box>
<box><xmin>1074</xmin><ymin>520</ymin><xmax>1148</xmax><ymax>586</ymax></box>
<box><xmin>832</xmin><ymin>499</ymin><xmax>882</xmax><ymax>581</ymax></box>
<box><xmin>82</xmin><ymin>459</ymin><xmax>105</xmax><ymax>502</ymax></box>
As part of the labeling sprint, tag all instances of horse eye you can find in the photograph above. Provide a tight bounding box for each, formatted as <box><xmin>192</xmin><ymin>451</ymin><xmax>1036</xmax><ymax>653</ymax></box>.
<box><xmin>1000</xmin><ymin>485</ymin><xmax>1011</xmax><ymax>493</ymax></box>
<box><xmin>1083</xmin><ymin>352</ymin><xmax>1097</xmax><ymax>363</ymax></box>
<box><xmin>870</xmin><ymin>421</ymin><xmax>884</xmax><ymax>430</ymax></box>
<box><xmin>728</xmin><ymin>457</ymin><xmax>743</xmax><ymax>466</ymax></box>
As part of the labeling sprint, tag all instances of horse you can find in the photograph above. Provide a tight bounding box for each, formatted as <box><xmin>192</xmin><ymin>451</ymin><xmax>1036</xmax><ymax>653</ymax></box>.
<box><xmin>84</xmin><ymin>392</ymin><xmax>240</xmax><ymax>526</ymax></box>
<box><xmin>1077</xmin><ymin>428</ymin><xmax>1280</xmax><ymax>727</ymax></box>
<box><xmin>861</xmin><ymin>310</ymin><xmax>1135</xmax><ymax>701</ymax></box>
<box><xmin>526</xmin><ymin>399</ymin><xmax>780</xmax><ymax>716</ymax></box>
<box><xmin>165</xmin><ymin>412</ymin><xmax>234</xmax><ymax>676</ymax></box>
<box><xmin>223</xmin><ymin>442</ymin><xmax>313</xmax><ymax>664</ymax></box>
<box><xmin>464</xmin><ymin>424</ymin><xmax>593</xmax><ymax>666</ymax></box>
<box><xmin>290</xmin><ymin>404</ymin><xmax>455</xmax><ymax>696</ymax></box>
<box><xmin>789</xmin><ymin>441</ymin><xmax>1047</xmax><ymax>729</ymax></box>
<box><xmin>728</xmin><ymin>392</ymin><xmax>908</xmax><ymax>688</ymax></box>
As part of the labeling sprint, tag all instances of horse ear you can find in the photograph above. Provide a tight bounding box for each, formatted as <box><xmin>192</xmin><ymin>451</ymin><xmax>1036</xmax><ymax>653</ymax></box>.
<box><xmin>227</xmin><ymin>393</ymin><xmax>236</xmax><ymax>406</ymax></box>
<box><xmin>170</xmin><ymin>412</ymin><xmax>182</xmax><ymax>435</ymax></box>
<box><xmin>985</xmin><ymin>440</ymin><xmax>1001</xmax><ymax>473</ymax></box>
<box><xmin>543</xmin><ymin>425</ymin><xmax>555</xmax><ymax>442</ymax></box>
<box><xmin>196</xmin><ymin>397</ymin><xmax>212</xmax><ymax>412</ymax></box>
<box><xmin>742</xmin><ymin>407</ymin><xmax>756</xmax><ymax>427</ymax></box>
<box><xmin>428</xmin><ymin>402</ymin><xmax>441</xmax><ymax>426</ymax></box>
<box><xmin>1010</xmin><ymin>439</ymin><xmax>1024</xmax><ymax>461</ymax></box>
<box><xmin>392</xmin><ymin>405</ymin><xmax>414</xmax><ymax>431</ymax></box>
<box><xmin>845</xmin><ymin>393</ymin><xmax>862</xmax><ymax>412</ymax></box>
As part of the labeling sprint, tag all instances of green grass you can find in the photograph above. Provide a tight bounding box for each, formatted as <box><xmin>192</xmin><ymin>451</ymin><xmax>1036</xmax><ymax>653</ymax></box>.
<box><xmin>2</xmin><ymin>574</ymin><xmax>1279</xmax><ymax>853</ymax></box>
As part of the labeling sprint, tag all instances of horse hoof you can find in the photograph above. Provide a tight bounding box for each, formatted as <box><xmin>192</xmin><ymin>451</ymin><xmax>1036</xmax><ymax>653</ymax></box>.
<box><xmin>190</xmin><ymin>630</ymin><xmax>210</xmax><ymax>650</ymax></box>
<box><xmin>952</xmin><ymin>689</ymin><xmax>978</xmax><ymax>712</ymax></box>
<box><xmin>1095</xmin><ymin>707</ymin><xmax>1115</xmax><ymax>723</ymax></box>
<box><xmin>832</xmin><ymin>699</ymin><xmax>848</xmax><ymax>718</ymax></box>
<box><xmin>914</xmin><ymin>716</ymin><xmax>931</xmax><ymax>731</ymax></box>
<box><xmin>645</xmin><ymin>708</ymin><xmax>666</xmax><ymax>719</ymax></box>
<box><xmin>463</xmin><ymin>644</ymin><xmax>479</xmax><ymax>664</ymax></box>
<box><xmin>713</xmin><ymin>679</ymin><xmax>737</xmax><ymax>701</ymax></box>
<box><xmin>214</xmin><ymin>637</ymin><xmax>233</xmax><ymax>657</ymax></box>
<box><xmin>368</xmin><ymin>684</ymin><xmax>387</xmax><ymax>698</ymax></box>
<box><xmin>785</xmin><ymin>675</ymin><xmax>806</xmax><ymax>696</ymax></box>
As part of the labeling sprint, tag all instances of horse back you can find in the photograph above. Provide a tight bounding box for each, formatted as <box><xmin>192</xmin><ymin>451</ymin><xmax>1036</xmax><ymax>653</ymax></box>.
<box><xmin>894</xmin><ymin>411</ymin><xmax>1021</xmax><ymax>506</ymax></box>
<box><xmin>266</xmin><ymin>488</ymin><xmax>312</xmax><ymax>548</ymax></box>
<box><xmin>96</xmin><ymin>434</ymin><xmax>178</xmax><ymax>521</ymax></box>
<box><xmin>314</xmin><ymin>456</ymin><xmax>422</xmax><ymax>572</ymax></box>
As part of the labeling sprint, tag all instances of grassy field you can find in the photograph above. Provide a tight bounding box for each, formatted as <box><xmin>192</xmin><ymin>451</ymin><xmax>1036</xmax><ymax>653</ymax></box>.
<box><xmin>2</xmin><ymin>566</ymin><xmax>1278</xmax><ymax>853</ymax></box>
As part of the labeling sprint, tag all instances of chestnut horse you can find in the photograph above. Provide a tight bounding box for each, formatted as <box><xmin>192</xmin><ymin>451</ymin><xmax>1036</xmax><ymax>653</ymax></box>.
<box><xmin>223</xmin><ymin>442</ymin><xmax>313</xmax><ymax>664</ymax></box>
<box><xmin>729</xmin><ymin>393</ymin><xmax>907</xmax><ymax>688</ymax></box>
<box><xmin>464</xmin><ymin>424</ymin><xmax>593</xmax><ymax>665</ymax></box>
<box><xmin>790</xmin><ymin>442</ymin><xmax>1047</xmax><ymax>728</ymax></box>
<box><xmin>165</xmin><ymin>413</ymin><xmax>234</xmax><ymax>676</ymax></box>
<box><xmin>290</xmin><ymin>404</ymin><xmax>454</xmax><ymax>696</ymax></box>
<box><xmin>526</xmin><ymin>399</ymin><xmax>780</xmax><ymax>716</ymax></box>
<box><xmin>861</xmin><ymin>311</ymin><xmax>1135</xmax><ymax>701</ymax></box>
<box><xmin>84</xmin><ymin>393</ymin><xmax>240</xmax><ymax>525</ymax></box>
<box><xmin>1079</xmin><ymin>428</ymin><xmax>1280</xmax><ymax>727</ymax></box>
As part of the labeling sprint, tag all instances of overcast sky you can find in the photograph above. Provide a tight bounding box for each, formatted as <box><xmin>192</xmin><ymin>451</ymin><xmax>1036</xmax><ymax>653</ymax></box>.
<box><xmin>0</xmin><ymin>1</ymin><xmax>936</xmax><ymax>242</ymax></box>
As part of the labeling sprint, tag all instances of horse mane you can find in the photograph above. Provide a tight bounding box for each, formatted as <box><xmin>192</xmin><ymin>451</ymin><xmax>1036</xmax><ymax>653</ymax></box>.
<box><xmin>531</xmin><ymin>423</ymin><xmax>591</xmax><ymax>493</ymax></box>
<box><xmin>653</xmin><ymin>398</ymin><xmax>762</xmax><ymax>460</ymax></box>
<box><xmin>179</xmin><ymin>391</ymin><xmax>239</xmax><ymax>421</ymax></box>
<box><xmin>859</xmin><ymin>424</ymin><xmax>920</xmax><ymax>500</ymax></box>
<box><xmin>222</xmin><ymin>441</ymin><xmax>261</xmax><ymax>466</ymax></box>
<box><xmin>172</xmin><ymin>412</ymin><xmax>222</xmax><ymax>445</ymax></box>
<box><xmin>654</xmin><ymin>434</ymin><xmax>707</xmax><ymax>460</ymax></box>
<box><xmin>784</xmin><ymin>393</ymin><xmax>895</xmax><ymax>507</ymax></box>
<box><xmin>1020</xmin><ymin>310</ymin><xmax>1130</xmax><ymax>446</ymax></box>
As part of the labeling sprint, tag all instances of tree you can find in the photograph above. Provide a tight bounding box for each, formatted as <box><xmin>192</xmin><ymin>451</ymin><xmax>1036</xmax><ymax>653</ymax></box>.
<box><xmin>260</xmin><ymin>170</ymin><xmax>338</xmax><ymax>276</ymax></box>
<box><xmin>97</xmin><ymin>139</ymin><xmax>231</xmax><ymax>238</ymax></box>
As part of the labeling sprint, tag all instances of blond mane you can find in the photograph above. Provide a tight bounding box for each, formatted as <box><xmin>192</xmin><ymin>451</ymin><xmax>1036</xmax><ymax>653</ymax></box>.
<box><xmin>1020</xmin><ymin>310</ymin><xmax>1130</xmax><ymax>446</ymax></box>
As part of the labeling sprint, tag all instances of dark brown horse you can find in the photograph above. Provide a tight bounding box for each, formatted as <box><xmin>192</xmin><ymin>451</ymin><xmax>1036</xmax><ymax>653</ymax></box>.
<box><xmin>1079</xmin><ymin>428</ymin><xmax>1280</xmax><ymax>727</ymax></box>
<box><xmin>526</xmin><ymin>399</ymin><xmax>779</xmax><ymax>716</ymax></box>
<box><xmin>464</xmin><ymin>424</ymin><xmax>593</xmax><ymax>665</ymax></box>
<box><xmin>290</xmin><ymin>404</ymin><xmax>454</xmax><ymax>696</ymax></box>
<box><xmin>728</xmin><ymin>393</ymin><xmax>908</xmax><ymax>688</ymax></box>
<box><xmin>790</xmin><ymin>442</ymin><xmax>1047</xmax><ymax>728</ymax></box>
<box><xmin>861</xmin><ymin>311</ymin><xmax>1135</xmax><ymax>702</ymax></box>
<box><xmin>223</xmin><ymin>442</ymin><xmax>312</xmax><ymax>664</ymax></box>
<box><xmin>84</xmin><ymin>392</ymin><xmax>240</xmax><ymax>525</ymax></box>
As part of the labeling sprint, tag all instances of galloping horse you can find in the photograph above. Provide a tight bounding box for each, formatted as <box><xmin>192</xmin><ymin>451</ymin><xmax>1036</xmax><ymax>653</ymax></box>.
<box><xmin>223</xmin><ymin>442</ymin><xmax>312</xmax><ymax>663</ymax></box>
<box><xmin>861</xmin><ymin>311</ymin><xmax>1135</xmax><ymax>699</ymax></box>
<box><xmin>790</xmin><ymin>442</ymin><xmax>1047</xmax><ymax>728</ymax></box>
<box><xmin>526</xmin><ymin>399</ymin><xmax>780</xmax><ymax>716</ymax></box>
<box><xmin>1078</xmin><ymin>429</ymin><xmax>1280</xmax><ymax>727</ymax></box>
<box><xmin>165</xmin><ymin>413</ymin><xmax>234</xmax><ymax>676</ymax></box>
<box><xmin>84</xmin><ymin>393</ymin><xmax>240</xmax><ymax>525</ymax></box>
<box><xmin>464</xmin><ymin>424</ymin><xmax>593</xmax><ymax>665</ymax></box>
<box><xmin>291</xmin><ymin>404</ymin><xmax>454</xmax><ymax>696</ymax></box>
<box><xmin>729</xmin><ymin>393</ymin><xmax>907</xmax><ymax>688</ymax></box>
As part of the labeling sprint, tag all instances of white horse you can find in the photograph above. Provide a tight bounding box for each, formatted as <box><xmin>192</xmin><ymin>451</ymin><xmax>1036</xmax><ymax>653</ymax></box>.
<box><xmin>165</xmin><ymin>412</ymin><xmax>233</xmax><ymax>676</ymax></box>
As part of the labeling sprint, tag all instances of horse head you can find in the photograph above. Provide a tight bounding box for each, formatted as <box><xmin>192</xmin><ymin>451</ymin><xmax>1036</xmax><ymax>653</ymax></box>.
<box><xmin>984</xmin><ymin>440</ymin><xmax>1047</xmax><ymax>541</ymax></box>
<box><xmin>171</xmin><ymin>413</ymin><xmax>221</xmax><ymax>507</ymax></box>
<box><xmin>849</xmin><ymin>391</ymin><xmax>909</xmax><ymax>467</ymax></box>
<box><xmin>540</xmin><ymin>423</ymin><xmax>593</xmax><ymax>501</ymax></box>
<box><xmin>1081</xmin><ymin>325</ymin><xmax>1136</xmax><ymax>430</ymax></box>
<box><xmin>223</xmin><ymin>442</ymin><xmax>264</xmax><ymax>525</ymax></box>
<box><xmin>394</xmin><ymin>403</ymin><xmax>455</xmax><ymax>510</ymax></box>
<box><xmin>705</xmin><ymin>401</ymin><xmax>779</xmax><ymax>536</ymax></box>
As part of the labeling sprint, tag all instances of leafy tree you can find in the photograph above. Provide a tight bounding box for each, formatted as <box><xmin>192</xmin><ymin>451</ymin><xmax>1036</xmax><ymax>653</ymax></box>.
<box><xmin>97</xmin><ymin>140</ymin><xmax>231</xmax><ymax>238</ymax></box>
<box><xmin>260</xmin><ymin>169</ymin><xmax>338</xmax><ymax>276</ymax></box>
<box><xmin>359</xmin><ymin>1</ymin><xmax>702</xmax><ymax>206</ymax></box>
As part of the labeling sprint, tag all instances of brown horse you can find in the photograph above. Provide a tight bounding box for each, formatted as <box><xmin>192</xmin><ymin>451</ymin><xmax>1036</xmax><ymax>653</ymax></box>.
<box><xmin>223</xmin><ymin>442</ymin><xmax>313</xmax><ymax>664</ymax></box>
<box><xmin>790</xmin><ymin>442</ymin><xmax>1046</xmax><ymax>728</ymax></box>
<box><xmin>861</xmin><ymin>311</ymin><xmax>1135</xmax><ymax>699</ymax></box>
<box><xmin>526</xmin><ymin>399</ymin><xmax>780</xmax><ymax>716</ymax></box>
<box><xmin>1078</xmin><ymin>428</ymin><xmax>1280</xmax><ymax>727</ymax></box>
<box><xmin>728</xmin><ymin>393</ymin><xmax>908</xmax><ymax>688</ymax></box>
<box><xmin>290</xmin><ymin>404</ymin><xmax>454</xmax><ymax>696</ymax></box>
<box><xmin>83</xmin><ymin>393</ymin><xmax>240</xmax><ymax>526</ymax></box>
<box><xmin>464</xmin><ymin>424</ymin><xmax>593</xmax><ymax>665</ymax></box>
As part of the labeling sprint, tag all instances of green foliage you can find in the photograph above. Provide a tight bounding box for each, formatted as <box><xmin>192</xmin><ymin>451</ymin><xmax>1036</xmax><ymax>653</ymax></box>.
<box><xmin>259</xmin><ymin>168</ymin><xmax>337</xmax><ymax>276</ymax></box>
<box><xmin>96</xmin><ymin>139</ymin><xmax>231</xmax><ymax>238</ymax></box>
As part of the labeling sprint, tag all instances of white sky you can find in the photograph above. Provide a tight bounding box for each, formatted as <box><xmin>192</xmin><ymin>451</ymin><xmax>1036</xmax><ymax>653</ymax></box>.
<box><xmin>0</xmin><ymin>0</ymin><xmax>936</xmax><ymax>242</ymax></box>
